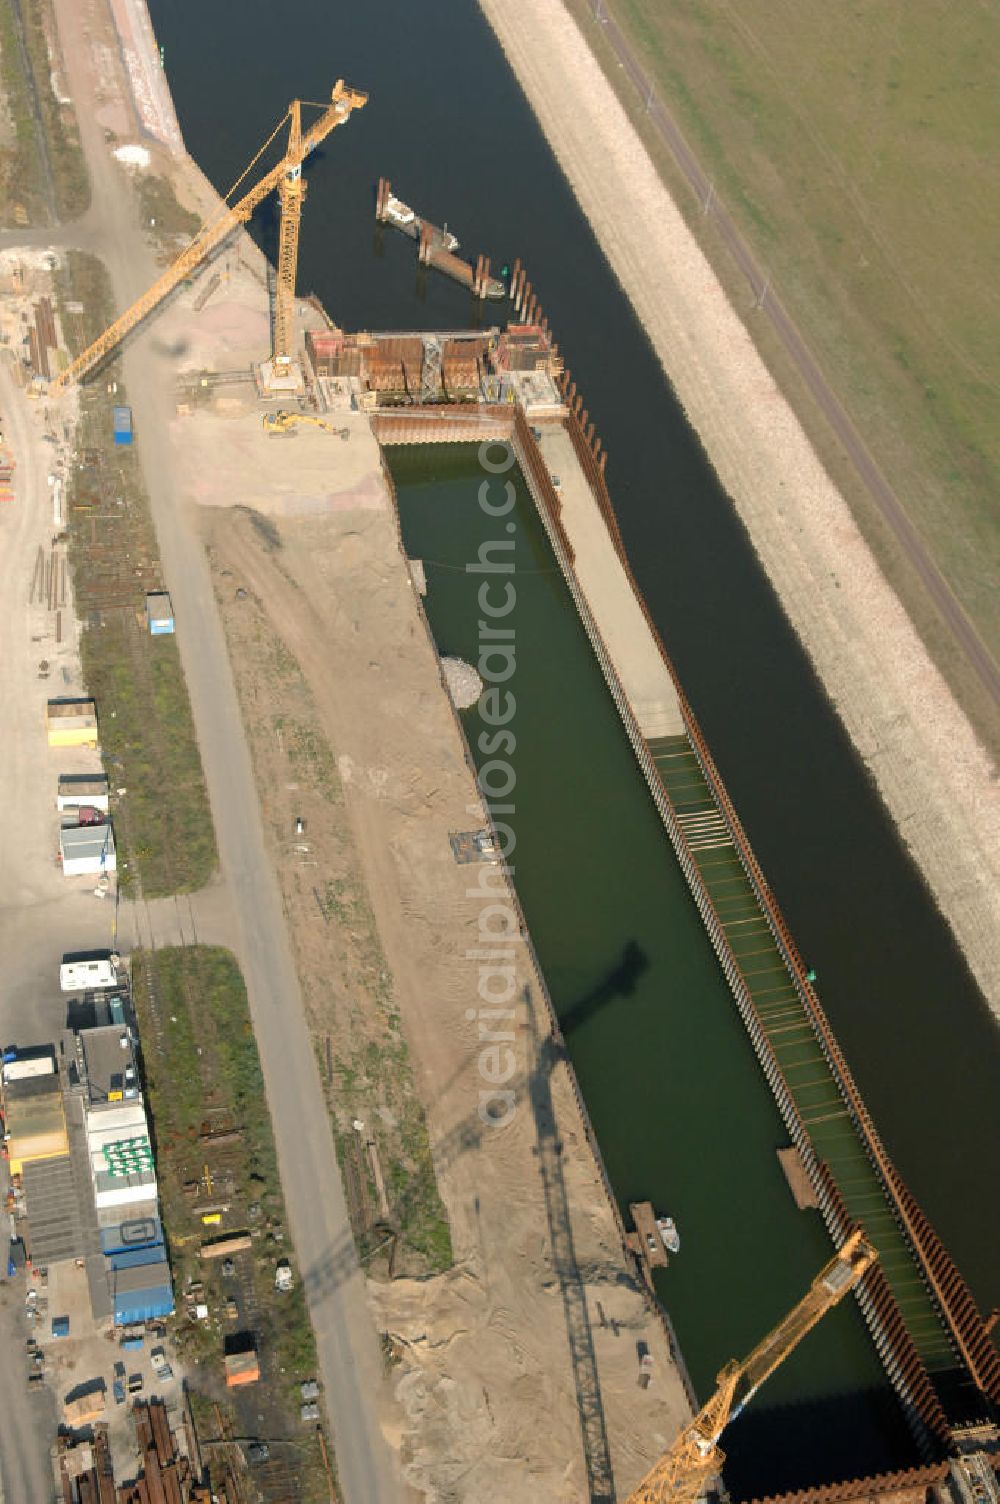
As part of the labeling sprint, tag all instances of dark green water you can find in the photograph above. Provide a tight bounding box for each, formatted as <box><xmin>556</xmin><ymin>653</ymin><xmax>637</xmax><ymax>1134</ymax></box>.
<box><xmin>148</xmin><ymin>0</ymin><xmax>1000</xmax><ymax>1324</ymax></box>
<box><xmin>391</xmin><ymin>445</ymin><xmax>916</xmax><ymax>1497</ymax></box>
<box><xmin>145</xmin><ymin>0</ymin><xmax>1000</xmax><ymax>1475</ymax></box>
<box><xmin>149</xmin><ymin>0</ymin><xmax>1000</xmax><ymax>1316</ymax></box>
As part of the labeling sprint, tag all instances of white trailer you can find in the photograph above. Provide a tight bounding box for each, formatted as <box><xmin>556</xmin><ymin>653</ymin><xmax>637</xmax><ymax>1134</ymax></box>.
<box><xmin>59</xmin><ymin>823</ymin><xmax>116</xmax><ymax>877</ymax></box>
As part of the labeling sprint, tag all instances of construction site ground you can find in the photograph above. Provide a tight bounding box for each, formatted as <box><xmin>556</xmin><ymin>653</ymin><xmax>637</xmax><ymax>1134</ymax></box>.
<box><xmin>0</xmin><ymin>0</ymin><xmax>692</xmax><ymax>1497</ymax></box>
<box><xmin>0</xmin><ymin>0</ymin><xmax>379</xmax><ymax>1496</ymax></box>
<box><xmin>128</xmin><ymin>204</ymin><xmax>690</xmax><ymax>1497</ymax></box>
<box><xmin>202</xmin><ymin>482</ymin><xmax>689</xmax><ymax>1504</ymax></box>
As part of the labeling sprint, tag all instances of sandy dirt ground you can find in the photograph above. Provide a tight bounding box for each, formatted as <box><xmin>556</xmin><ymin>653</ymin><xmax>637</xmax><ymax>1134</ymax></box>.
<box><xmin>476</xmin><ymin>0</ymin><xmax>1000</xmax><ymax>1017</ymax></box>
<box><xmin>0</xmin><ymin>0</ymin><xmax>404</xmax><ymax>1494</ymax></box>
<box><xmin>195</xmin><ymin>477</ymin><xmax>690</xmax><ymax>1499</ymax></box>
<box><xmin>19</xmin><ymin>26</ymin><xmax>692</xmax><ymax>1481</ymax></box>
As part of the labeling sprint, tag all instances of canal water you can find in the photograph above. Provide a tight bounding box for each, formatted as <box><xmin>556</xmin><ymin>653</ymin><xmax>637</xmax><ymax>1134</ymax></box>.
<box><xmin>149</xmin><ymin>0</ymin><xmax>998</xmax><ymax>1385</ymax></box>
<box><xmin>389</xmin><ymin>445</ymin><xmax>915</xmax><ymax>1495</ymax></box>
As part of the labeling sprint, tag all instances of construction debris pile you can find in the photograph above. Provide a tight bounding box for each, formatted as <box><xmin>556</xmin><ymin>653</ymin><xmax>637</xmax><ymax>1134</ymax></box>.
<box><xmin>441</xmin><ymin>656</ymin><xmax>483</xmax><ymax>709</ymax></box>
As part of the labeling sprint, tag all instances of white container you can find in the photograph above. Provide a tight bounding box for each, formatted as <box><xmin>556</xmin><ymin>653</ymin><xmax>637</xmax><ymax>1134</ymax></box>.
<box><xmin>60</xmin><ymin>957</ymin><xmax>117</xmax><ymax>992</ymax></box>
<box><xmin>2</xmin><ymin>1054</ymin><xmax>56</xmax><ymax>1083</ymax></box>
<box><xmin>57</xmin><ymin>774</ymin><xmax>110</xmax><ymax>813</ymax></box>
<box><xmin>60</xmin><ymin>824</ymin><xmax>116</xmax><ymax>877</ymax></box>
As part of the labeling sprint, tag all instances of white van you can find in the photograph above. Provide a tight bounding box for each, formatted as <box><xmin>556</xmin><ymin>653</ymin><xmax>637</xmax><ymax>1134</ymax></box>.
<box><xmin>59</xmin><ymin>956</ymin><xmax>118</xmax><ymax>992</ymax></box>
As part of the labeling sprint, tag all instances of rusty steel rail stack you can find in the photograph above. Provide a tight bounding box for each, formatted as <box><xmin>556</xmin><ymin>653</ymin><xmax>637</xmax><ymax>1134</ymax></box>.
<box><xmin>370</xmin><ymin>405</ymin><xmax>512</xmax><ymax>448</ymax></box>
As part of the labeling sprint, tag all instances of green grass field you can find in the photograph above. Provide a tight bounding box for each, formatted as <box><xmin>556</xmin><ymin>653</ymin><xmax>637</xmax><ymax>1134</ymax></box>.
<box><xmin>0</xmin><ymin>0</ymin><xmax>87</xmax><ymax>224</ymax></box>
<box><xmin>566</xmin><ymin>0</ymin><xmax>1000</xmax><ymax>744</ymax></box>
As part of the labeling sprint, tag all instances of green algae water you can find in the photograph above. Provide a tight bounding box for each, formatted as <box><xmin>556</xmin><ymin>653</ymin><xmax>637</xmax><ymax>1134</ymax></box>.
<box><xmin>155</xmin><ymin>0</ymin><xmax>1000</xmax><ymax>1323</ymax></box>
<box><xmin>390</xmin><ymin>445</ymin><xmax>916</xmax><ymax>1498</ymax></box>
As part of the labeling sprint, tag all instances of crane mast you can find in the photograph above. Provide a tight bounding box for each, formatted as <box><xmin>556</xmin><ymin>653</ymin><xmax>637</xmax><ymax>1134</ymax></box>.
<box><xmin>625</xmin><ymin>1230</ymin><xmax>877</xmax><ymax>1504</ymax></box>
<box><xmin>49</xmin><ymin>80</ymin><xmax>367</xmax><ymax>394</ymax></box>
<box><xmin>274</xmin><ymin>99</ymin><xmax>304</xmax><ymax>367</ymax></box>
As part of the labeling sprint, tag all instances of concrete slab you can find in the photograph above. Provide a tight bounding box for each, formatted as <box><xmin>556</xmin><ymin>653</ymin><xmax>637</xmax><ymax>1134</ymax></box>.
<box><xmin>537</xmin><ymin>425</ymin><xmax>684</xmax><ymax>739</ymax></box>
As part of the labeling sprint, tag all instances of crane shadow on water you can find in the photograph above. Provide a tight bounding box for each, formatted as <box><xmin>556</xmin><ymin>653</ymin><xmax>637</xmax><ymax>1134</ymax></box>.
<box><xmin>560</xmin><ymin>940</ymin><xmax>649</xmax><ymax>1039</ymax></box>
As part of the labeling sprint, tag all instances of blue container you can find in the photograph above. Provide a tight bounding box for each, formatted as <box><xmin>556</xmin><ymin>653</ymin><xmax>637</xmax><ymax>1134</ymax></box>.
<box><xmin>112</xmin><ymin>406</ymin><xmax>133</xmax><ymax>447</ymax></box>
<box><xmin>51</xmin><ymin>1316</ymin><xmax>70</xmax><ymax>1338</ymax></box>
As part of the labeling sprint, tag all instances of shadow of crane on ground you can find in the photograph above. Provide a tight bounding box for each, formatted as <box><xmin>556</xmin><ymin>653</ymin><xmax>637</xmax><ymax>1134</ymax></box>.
<box><xmin>302</xmin><ymin>979</ymin><xmax>626</xmax><ymax>1501</ymax></box>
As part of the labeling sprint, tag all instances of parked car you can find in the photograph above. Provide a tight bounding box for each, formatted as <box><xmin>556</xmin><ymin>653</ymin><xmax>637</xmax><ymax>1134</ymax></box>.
<box><xmin>247</xmin><ymin>1441</ymin><xmax>270</xmax><ymax>1464</ymax></box>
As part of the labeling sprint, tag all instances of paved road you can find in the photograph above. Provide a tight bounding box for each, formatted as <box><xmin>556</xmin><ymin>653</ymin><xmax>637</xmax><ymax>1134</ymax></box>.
<box><xmin>0</xmin><ymin>364</ymin><xmax>66</xmax><ymax>1504</ymax></box>
<box><xmin>36</xmin><ymin>3</ymin><xmax>404</xmax><ymax>1498</ymax></box>
<box><xmin>590</xmin><ymin>2</ymin><xmax>1000</xmax><ymax>711</ymax></box>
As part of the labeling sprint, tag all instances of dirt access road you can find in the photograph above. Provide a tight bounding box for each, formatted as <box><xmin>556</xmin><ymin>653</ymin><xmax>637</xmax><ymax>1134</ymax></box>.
<box><xmin>44</xmin><ymin>0</ymin><xmax>405</xmax><ymax>1497</ymax></box>
<box><xmin>0</xmin><ymin>361</ymin><xmax>67</xmax><ymax>1504</ymax></box>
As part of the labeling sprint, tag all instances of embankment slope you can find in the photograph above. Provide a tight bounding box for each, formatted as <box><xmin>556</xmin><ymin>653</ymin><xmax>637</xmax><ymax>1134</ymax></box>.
<box><xmin>476</xmin><ymin>0</ymin><xmax>1000</xmax><ymax>1016</ymax></box>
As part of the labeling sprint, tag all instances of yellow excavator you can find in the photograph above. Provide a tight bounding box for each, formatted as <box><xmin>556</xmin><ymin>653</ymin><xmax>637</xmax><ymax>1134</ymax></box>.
<box><xmin>626</xmin><ymin>1229</ymin><xmax>877</xmax><ymax>1504</ymax></box>
<box><xmin>262</xmin><ymin>410</ymin><xmax>349</xmax><ymax>439</ymax></box>
<box><xmin>49</xmin><ymin>80</ymin><xmax>367</xmax><ymax>394</ymax></box>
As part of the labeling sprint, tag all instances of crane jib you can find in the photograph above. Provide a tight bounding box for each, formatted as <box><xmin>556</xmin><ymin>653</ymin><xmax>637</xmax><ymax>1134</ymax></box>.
<box><xmin>49</xmin><ymin>81</ymin><xmax>367</xmax><ymax>394</ymax></box>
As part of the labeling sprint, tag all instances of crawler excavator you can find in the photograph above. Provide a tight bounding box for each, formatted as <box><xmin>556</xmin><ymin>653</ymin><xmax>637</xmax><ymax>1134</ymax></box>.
<box><xmin>262</xmin><ymin>410</ymin><xmax>349</xmax><ymax>439</ymax></box>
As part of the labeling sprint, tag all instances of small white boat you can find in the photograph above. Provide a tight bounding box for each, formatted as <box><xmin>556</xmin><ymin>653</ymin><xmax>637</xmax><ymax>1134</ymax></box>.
<box><xmin>384</xmin><ymin>193</ymin><xmax>417</xmax><ymax>231</ymax></box>
<box><xmin>383</xmin><ymin>193</ymin><xmax>460</xmax><ymax>252</ymax></box>
<box><xmin>657</xmin><ymin>1216</ymin><xmax>680</xmax><ymax>1255</ymax></box>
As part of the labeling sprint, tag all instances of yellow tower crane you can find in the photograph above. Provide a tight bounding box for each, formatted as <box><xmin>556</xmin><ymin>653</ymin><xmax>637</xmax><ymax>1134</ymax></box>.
<box><xmin>49</xmin><ymin>80</ymin><xmax>367</xmax><ymax>395</ymax></box>
<box><xmin>626</xmin><ymin>1229</ymin><xmax>877</xmax><ymax>1504</ymax></box>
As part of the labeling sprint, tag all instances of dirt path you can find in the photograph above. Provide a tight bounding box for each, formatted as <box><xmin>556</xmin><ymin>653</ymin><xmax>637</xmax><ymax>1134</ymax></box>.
<box><xmin>477</xmin><ymin>0</ymin><xmax>1000</xmax><ymax>1016</ymax></box>
<box><xmin>0</xmin><ymin>367</ymin><xmax>65</xmax><ymax>1504</ymax></box>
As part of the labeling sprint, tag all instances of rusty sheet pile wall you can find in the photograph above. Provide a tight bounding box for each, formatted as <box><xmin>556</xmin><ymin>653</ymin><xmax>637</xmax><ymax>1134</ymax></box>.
<box><xmin>512</xmin><ymin>272</ymin><xmax>1000</xmax><ymax>1441</ymax></box>
<box><xmin>361</xmin><ymin>280</ymin><xmax>999</xmax><ymax>1459</ymax></box>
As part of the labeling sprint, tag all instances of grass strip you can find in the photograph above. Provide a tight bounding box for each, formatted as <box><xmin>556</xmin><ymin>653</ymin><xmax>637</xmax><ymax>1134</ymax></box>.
<box><xmin>56</xmin><ymin>250</ymin><xmax>216</xmax><ymax>895</ymax></box>
<box><xmin>132</xmin><ymin>945</ymin><xmax>329</xmax><ymax>1500</ymax></box>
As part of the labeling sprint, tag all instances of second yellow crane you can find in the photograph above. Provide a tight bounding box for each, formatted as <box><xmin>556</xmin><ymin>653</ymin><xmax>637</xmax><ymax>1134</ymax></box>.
<box><xmin>626</xmin><ymin>1229</ymin><xmax>877</xmax><ymax>1504</ymax></box>
<box><xmin>49</xmin><ymin>80</ymin><xmax>367</xmax><ymax>395</ymax></box>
